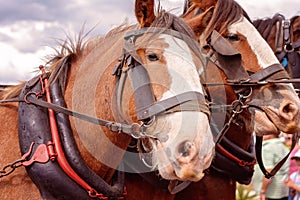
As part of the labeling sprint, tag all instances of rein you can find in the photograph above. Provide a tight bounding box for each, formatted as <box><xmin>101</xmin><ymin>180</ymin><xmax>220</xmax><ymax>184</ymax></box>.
<box><xmin>0</xmin><ymin>84</ymin><xmax>144</xmax><ymax>138</ymax></box>
<box><xmin>255</xmin><ymin>133</ymin><xmax>300</xmax><ymax>179</ymax></box>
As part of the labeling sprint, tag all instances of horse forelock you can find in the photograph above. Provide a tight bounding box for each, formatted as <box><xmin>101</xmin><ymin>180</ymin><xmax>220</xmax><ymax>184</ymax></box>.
<box><xmin>203</xmin><ymin>0</ymin><xmax>249</xmax><ymax>40</ymax></box>
<box><xmin>151</xmin><ymin>11</ymin><xmax>196</xmax><ymax>39</ymax></box>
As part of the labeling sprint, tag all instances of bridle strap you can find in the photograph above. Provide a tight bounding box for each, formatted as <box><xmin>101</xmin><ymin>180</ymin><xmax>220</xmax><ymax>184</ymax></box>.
<box><xmin>247</xmin><ymin>63</ymin><xmax>289</xmax><ymax>82</ymax></box>
<box><xmin>137</xmin><ymin>91</ymin><xmax>210</xmax><ymax>120</ymax></box>
<box><xmin>255</xmin><ymin>133</ymin><xmax>299</xmax><ymax>179</ymax></box>
<box><xmin>275</xmin><ymin>18</ymin><xmax>284</xmax><ymax>53</ymax></box>
<box><xmin>125</xmin><ymin>58</ymin><xmax>210</xmax><ymax>121</ymax></box>
<box><xmin>276</xmin><ymin>17</ymin><xmax>300</xmax><ymax>61</ymax></box>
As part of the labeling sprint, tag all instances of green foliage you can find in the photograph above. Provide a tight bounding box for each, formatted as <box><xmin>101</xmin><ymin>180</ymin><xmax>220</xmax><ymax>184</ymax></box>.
<box><xmin>236</xmin><ymin>184</ymin><xmax>258</xmax><ymax>200</ymax></box>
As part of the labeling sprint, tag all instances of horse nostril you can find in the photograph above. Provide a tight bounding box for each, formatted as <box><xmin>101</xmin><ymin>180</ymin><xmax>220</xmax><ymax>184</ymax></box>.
<box><xmin>178</xmin><ymin>141</ymin><xmax>194</xmax><ymax>157</ymax></box>
<box><xmin>280</xmin><ymin>102</ymin><xmax>299</xmax><ymax>120</ymax></box>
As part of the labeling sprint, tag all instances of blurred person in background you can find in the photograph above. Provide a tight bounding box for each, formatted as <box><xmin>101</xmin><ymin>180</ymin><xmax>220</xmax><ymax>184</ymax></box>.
<box><xmin>253</xmin><ymin>134</ymin><xmax>289</xmax><ymax>200</ymax></box>
<box><xmin>285</xmin><ymin>149</ymin><xmax>300</xmax><ymax>200</ymax></box>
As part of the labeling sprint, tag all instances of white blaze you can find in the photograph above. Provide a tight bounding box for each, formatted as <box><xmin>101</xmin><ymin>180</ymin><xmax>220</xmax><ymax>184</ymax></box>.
<box><xmin>228</xmin><ymin>17</ymin><xmax>280</xmax><ymax>69</ymax></box>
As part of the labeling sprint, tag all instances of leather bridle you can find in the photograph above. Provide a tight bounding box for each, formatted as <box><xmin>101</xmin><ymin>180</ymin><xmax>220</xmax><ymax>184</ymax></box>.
<box><xmin>204</xmin><ymin>30</ymin><xmax>300</xmax><ymax>179</ymax></box>
<box><xmin>112</xmin><ymin>28</ymin><xmax>210</xmax><ymax>140</ymax></box>
<box><xmin>275</xmin><ymin>17</ymin><xmax>300</xmax><ymax>61</ymax></box>
<box><xmin>0</xmin><ymin>28</ymin><xmax>210</xmax><ymax>141</ymax></box>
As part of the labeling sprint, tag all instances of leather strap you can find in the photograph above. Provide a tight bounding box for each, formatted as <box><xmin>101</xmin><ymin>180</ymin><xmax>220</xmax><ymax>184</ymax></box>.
<box><xmin>51</xmin><ymin>79</ymin><xmax>125</xmax><ymax>198</ymax></box>
<box><xmin>255</xmin><ymin>134</ymin><xmax>299</xmax><ymax>179</ymax></box>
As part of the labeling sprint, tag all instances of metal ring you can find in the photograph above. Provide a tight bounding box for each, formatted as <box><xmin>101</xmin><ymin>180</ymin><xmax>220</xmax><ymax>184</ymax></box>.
<box><xmin>141</xmin><ymin>156</ymin><xmax>154</xmax><ymax>169</ymax></box>
<box><xmin>130</xmin><ymin>123</ymin><xmax>142</xmax><ymax>139</ymax></box>
<box><xmin>231</xmin><ymin>100</ymin><xmax>244</xmax><ymax>114</ymax></box>
<box><xmin>142</xmin><ymin>116</ymin><xmax>156</xmax><ymax>128</ymax></box>
<box><xmin>239</xmin><ymin>87</ymin><xmax>252</xmax><ymax>99</ymax></box>
<box><xmin>284</xmin><ymin>43</ymin><xmax>294</xmax><ymax>53</ymax></box>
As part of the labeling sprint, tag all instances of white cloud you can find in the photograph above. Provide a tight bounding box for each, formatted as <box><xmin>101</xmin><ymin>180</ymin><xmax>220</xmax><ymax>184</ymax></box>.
<box><xmin>236</xmin><ymin>0</ymin><xmax>300</xmax><ymax>19</ymax></box>
<box><xmin>0</xmin><ymin>42</ymin><xmax>53</xmax><ymax>84</ymax></box>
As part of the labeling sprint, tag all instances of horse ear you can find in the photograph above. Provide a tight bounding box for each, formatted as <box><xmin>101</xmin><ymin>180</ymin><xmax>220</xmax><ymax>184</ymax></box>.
<box><xmin>135</xmin><ymin>0</ymin><xmax>156</xmax><ymax>27</ymax></box>
<box><xmin>185</xmin><ymin>6</ymin><xmax>214</xmax><ymax>37</ymax></box>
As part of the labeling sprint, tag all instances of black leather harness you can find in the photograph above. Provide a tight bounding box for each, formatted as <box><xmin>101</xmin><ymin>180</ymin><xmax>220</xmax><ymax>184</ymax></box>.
<box><xmin>271</xmin><ymin>15</ymin><xmax>300</xmax><ymax>89</ymax></box>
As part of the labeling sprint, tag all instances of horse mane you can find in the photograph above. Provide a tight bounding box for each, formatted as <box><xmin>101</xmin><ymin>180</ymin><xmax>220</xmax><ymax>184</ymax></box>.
<box><xmin>252</xmin><ymin>13</ymin><xmax>285</xmax><ymax>40</ymax></box>
<box><xmin>150</xmin><ymin>10</ymin><xmax>196</xmax><ymax>38</ymax></box>
<box><xmin>291</xmin><ymin>15</ymin><xmax>300</xmax><ymax>24</ymax></box>
<box><xmin>1</xmin><ymin>83</ymin><xmax>26</xmax><ymax>100</ymax></box>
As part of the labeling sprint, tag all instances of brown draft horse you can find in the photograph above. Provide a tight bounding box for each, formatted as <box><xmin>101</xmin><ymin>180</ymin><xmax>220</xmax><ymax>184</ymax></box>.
<box><xmin>123</xmin><ymin>0</ymin><xmax>300</xmax><ymax>200</ymax></box>
<box><xmin>0</xmin><ymin>1</ymin><xmax>215</xmax><ymax>199</ymax></box>
<box><xmin>253</xmin><ymin>13</ymin><xmax>300</xmax><ymax>89</ymax></box>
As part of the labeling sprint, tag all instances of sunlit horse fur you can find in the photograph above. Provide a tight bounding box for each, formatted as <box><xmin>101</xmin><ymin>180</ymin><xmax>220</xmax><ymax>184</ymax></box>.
<box><xmin>123</xmin><ymin>0</ymin><xmax>300</xmax><ymax>200</ymax></box>
<box><xmin>0</xmin><ymin>1</ymin><xmax>216</xmax><ymax>199</ymax></box>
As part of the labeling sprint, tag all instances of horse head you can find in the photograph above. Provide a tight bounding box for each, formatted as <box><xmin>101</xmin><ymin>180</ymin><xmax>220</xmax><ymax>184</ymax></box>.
<box><xmin>183</xmin><ymin>0</ymin><xmax>300</xmax><ymax>140</ymax></box>
<box><xmin>117</xmin><ymin>0</ymin><xmax>215</xmax><ymax>182</ymax></box>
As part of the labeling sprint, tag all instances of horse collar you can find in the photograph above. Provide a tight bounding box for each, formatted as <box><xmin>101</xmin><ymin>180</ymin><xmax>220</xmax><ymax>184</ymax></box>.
<box><xmin>18</xmin><ymin>72</ymin><xmax>125</xmax><ymax>199</ymax></box>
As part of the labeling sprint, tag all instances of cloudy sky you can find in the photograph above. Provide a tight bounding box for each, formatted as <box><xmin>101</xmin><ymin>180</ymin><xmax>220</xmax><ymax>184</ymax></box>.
<box><xmin>0</xmin><ymin>0</ymin><xmax>299</xmax><ymax>84</ymax></box>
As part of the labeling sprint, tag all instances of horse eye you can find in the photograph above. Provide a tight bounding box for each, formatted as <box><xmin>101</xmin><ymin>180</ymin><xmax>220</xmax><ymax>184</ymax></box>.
<box><xmin>225</xmin><ymin>34</ymin><xmax>240</xmax><ymax>41</ymax></box>
<box><xmin>147</xmin><ymin>54</ymin><xmax>159</xmax><ymax>61</ymax></box>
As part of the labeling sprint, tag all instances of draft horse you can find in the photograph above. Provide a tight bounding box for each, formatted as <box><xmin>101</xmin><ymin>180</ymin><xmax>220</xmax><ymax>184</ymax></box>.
<box><xmin>0</xmin><ymin>1</ymin><xmax>215</xmax><ymax>199</ymax></box>
<box><xmin>123</xmin><ymin>0</ymin><xmax>300</xmax><ymax>200</ymax></box>
<box><xmin>253</xmin><ymin>13</ymin><xmax>300</xmax><ymax>89</ymax></box>
<box><xmin>178</xmin><ymin>1</ymin><xmax>300</xmax><ymax>199</ymax></box>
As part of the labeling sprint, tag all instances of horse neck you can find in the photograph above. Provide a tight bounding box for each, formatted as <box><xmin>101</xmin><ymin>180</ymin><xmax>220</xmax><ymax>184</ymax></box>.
<box><xmin>63</xmin><ymin>32</ymin><xmax>132</xmax><ymax>182</ymax></box>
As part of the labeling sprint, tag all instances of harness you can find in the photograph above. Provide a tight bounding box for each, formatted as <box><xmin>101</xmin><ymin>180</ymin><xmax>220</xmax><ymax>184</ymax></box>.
<box><xmin>1</xmin><ymin>25</ymin><xmax>300</xmax><ymax>197</ymax></box>
<box><xmin>274</xmin><ymin>16</ymin><xmax>300</xmax><ymax>89</ymax></box>
<box><xmin>18</xmin><ymin>69</ymin><xmax>125</xmax><ymax>199</ymax></box>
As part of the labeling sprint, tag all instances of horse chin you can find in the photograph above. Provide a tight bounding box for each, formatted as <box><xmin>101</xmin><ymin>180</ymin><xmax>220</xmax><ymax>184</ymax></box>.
<box><xmin>157</xmin><ymin>162</ymin><xmax>207</xmax><ymax>182</ymax></box>
<box><xmin>154</xmin><ymin>141</ymin><xmax>214</xmax><ymax>182</ymax></box>
<box><xmin>160</xmin><ymin>167</ymin><xmax>206</xmax><ymax>182</ymax></box>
